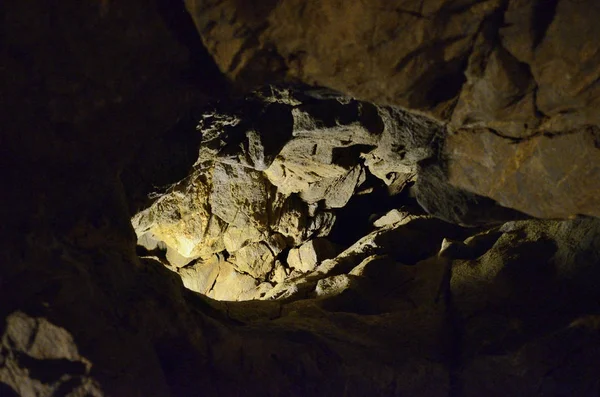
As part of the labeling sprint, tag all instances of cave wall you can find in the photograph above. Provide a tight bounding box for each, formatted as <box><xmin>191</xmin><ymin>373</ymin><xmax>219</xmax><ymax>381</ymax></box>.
<box><xmin>1</xmin><ymin>1</ymin><xmax>600</xmax><ymax>396</ymax></box>
<box><xmin>186</xmin><ymin>0</ymin><xmax>600</xmax><ymax>218</ymax></box>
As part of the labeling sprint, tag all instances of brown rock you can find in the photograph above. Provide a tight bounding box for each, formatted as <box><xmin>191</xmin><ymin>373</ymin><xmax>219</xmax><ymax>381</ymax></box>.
<box><xmin>451</xmin><ymin>218</ymin><xmax>600</xmax><ymax>395</ymax></box>
<box><xmin>501</xmin><ymin>0</ymin><xmax>600</xmax><ymax>133</ymax></box>
<box><xmin>446</xmin><ymin>127</ymin><xmax>600</xmax><ymax>218</ymax></box>
<box><xmin>186</xmin><ymin>0</ymin><xmax>502</xmax><ymax>119</ymax></box>
<box><xmin>186</xmin><ymin>0</ymin><xmax>600</xmax><ymax>221</ymax></box>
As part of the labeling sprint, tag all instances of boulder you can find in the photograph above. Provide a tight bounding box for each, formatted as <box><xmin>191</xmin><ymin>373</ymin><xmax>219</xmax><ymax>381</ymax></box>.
<box><xmin>287</xmin><ymin>238</ymin><xmax>338</xmax><ymax>273</ymax></box>
<box><xmin>0</xmin><ymin>312</ymin><xmax>102</xmax><ymax>397</ymax></box>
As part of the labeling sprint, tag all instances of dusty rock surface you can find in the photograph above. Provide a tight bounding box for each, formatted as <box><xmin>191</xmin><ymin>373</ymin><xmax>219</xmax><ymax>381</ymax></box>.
<box><xmin>2</xmin><ymin>1</ymin><xmax>600</xmax><ymax>396</ymax></box>
<box><xmin>186</xmin><ymin>0</ymin><xmax>600</xmax><ymax>219</ymax></box>
<box><xmin>132</xmin><ymin>86</ymin><xmax>472</xmax><ymax>298</ymax></box>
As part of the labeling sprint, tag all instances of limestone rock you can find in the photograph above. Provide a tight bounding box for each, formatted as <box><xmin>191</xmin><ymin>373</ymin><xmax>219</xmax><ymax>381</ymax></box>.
<box><xmin>269</xmin><ymin>260</ymin><xmax>288</xmax><ymax>284</ymax></box>
<box><xmin>189</xmin><ymin>0</ymin><xmax>600</xmax><ymax>135</ymax></box>
<box><xmin>186</xmin><ymin>0</ymin><xmax>600</xmax><ymax>219</ymax></box>
<box><xmin>222</xmin><ymin>225</ymin><xmax>264</xmax><ymax>253</ymax></box>
<box><xmin>287</xmin><ymin>238</ymin><xmax>338</xmax><ymax>273</ymax></box>
<box><xmin>415</xmin><ymin>162</ymin><xmax>529</xmax><ymax>226</ymax></box>
<box><xmin>305</xmin><ymin>211</ymin><xmax>337</xmax><ymax>239</ymax></box>
<box><xmin>165</xmin><ymin>242</ymin><xmax>196</xmax><ymax>268</ymax></box>
<box><xmin>0</xmin><ymin>312</ymin><xmax>103</xmax><ymax>397</ymax></box>
<box><xmin>178</xmin><ymin>255</ymin><xmax>221</xmax><ymax>294</ymax></box>
<box><xmin>450</xmin><ymin>39</ymin><xmax>539</xmax><ymax>138</ymax></box>
<box><xmin>501</xmin><ymin>0</ymin><xmax>600</xmax><ymax>134</ymax></box>
<box><xmin>263</xmin><ymin>98</ymin><xmax>382</xmax><ymax>208</ymax></box>
<box><xmin>186</xmin><ymin>0</ymin><xmax>501</xmax><ymax>119</ymax></box>
<box><xmin>362</xmin><ymin>107</ymin><xmax>440</xmax><ymax>186</ymax></box>
<box><xmin>315</xmin><ymin>274</ymin><xmax>358</xmax><ymax>298</ymax></box>
<box><xmin>349</xmin><ymin>255</ymin><xmax>399</xmax><ymax>280</ymax></box>
<box><xmin>207</xmin><ymin>261</ymin><xmax>262</xmax><ymax>301</ymax></box>
<box><xmin>271</xmin><ymin>194</ymin><xmax>309</xmax><ymax>246</ymax></box>
<box><xmin>132</xmin><ymin>85</ymin><xmax>463</xmax><ymax>290</ymax></box>
<box><xmin>134</xmin><ymin>87</ymin><xmax>425</xmax><ymax>286</ymax></box>
<box><xmin>210</xmin><ymin>162</ymin><xmax>276</xmax><ymax>230</ymax></box>
<box><xmin>446</xmin><ymin>127</ymin><xmax>600</xmax><ymax>218</ymax></box>
<box><xmin>299</xmin><ymin>165</ymin><xmax>366</xmax><ymax>209</ymax></box>
<box><xmin>231</xmin><ymin>242</ymin><xmax>277</xmax><ymax>280</ymax></box>
<box><xmin>137</xmin><ymin>232</ymin><xmax>167</xmax><ymax>252</ymax></box>
<box><xmin>372</xmin><ymin>209</ymin><xmax>420</xmax><ymax>228</ymax></box>
<box><xmin>132</xmin><ymin>174</ymin><xmax>227</xmax><ymax>259</ymax></box>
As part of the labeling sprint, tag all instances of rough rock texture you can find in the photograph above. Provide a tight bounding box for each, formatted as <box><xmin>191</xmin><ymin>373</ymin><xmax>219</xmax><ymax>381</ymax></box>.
<box><xmin>451</xmin><ymin>218</ymin><xmax>600</xmax><ymax>395</ymax></box>
<box><xmin>0</xmin><ymin>312</ymin><xmax>103</xmax><ymax>396</ymax></box>
<box><xmin>186</xmin><ymin>0</ymin><xmax>600</xmax><ymax>218</ymax></box>
<box><xmin>262</xmin><ymin>214</ymin><xmax>600</xmax><ymax>396</ymax></box>
<box><xmin>132</xmin><ymin>86</ymin><xmax>474</xmax><ymax>297</ymax></box>
<box><xmin>446</xmin><ymin>126</ymin><xmax>600</xmax><ymax>218</ymax></box>
<box><xmin>3</xmin><ymin>1</ymin><xmax>600</xmax><ymax>396</ymax></box>
<box><xmin>287</xmin><ymin>238</ymin><xmax>338</xmax><ymax>273</ymax></box>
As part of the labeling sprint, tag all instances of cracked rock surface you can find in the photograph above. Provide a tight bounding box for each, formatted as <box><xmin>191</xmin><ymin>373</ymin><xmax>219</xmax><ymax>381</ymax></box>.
<box><xmin>186</xmin><ymin>0</ymin><xmax>600</xmax><ymax>218</ymax></box>
<box><xmin>132</xmin><ymin>86</ymin><xmax>470</xmax><ymax>298</ymax></box>
<box><xmin>2</xmin><ymin>1</ymin><xmax>600</xmax><ymax>396</ymax></box>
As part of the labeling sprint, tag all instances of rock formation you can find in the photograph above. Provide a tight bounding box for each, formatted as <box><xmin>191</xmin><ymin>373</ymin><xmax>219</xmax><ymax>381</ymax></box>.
<box><xmin>186</xmin><ymin>0</ymin><xmax>600</xmax><ymax>219</ymax></box>
<box><xmin>2</xmin><ymin>1</ymin><xmax>600</xmax><ymax>396</ymax></box>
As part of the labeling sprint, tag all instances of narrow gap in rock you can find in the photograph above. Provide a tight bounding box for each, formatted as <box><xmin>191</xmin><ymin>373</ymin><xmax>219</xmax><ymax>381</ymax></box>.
<box><xmin>327</xmin><ymin>169</ymin><xmax>420</xmax><ymax>246</ymax></box>
<box><xmin>156</xmin><ymin>0</ymin><xmax>229</xmax><ymax>91</ymax></box>
<box><xmin>531</xmin><ymin>0</ymin><xmax>559</xmax><ymax>49</ymax></box>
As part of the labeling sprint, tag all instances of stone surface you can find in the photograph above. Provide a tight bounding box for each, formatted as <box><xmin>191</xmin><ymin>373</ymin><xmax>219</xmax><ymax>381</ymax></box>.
<box><xmin>450</xmin><ymin>218</ymin><xmax>600</xmax><ymax>394</ymax></box>
<box><xmin>372</xmin><ymin>209</ymin><xmax>421</xmax><ymax>228</ymax></box>
<box><xmin>177</xmin><ymin>255</ymin><xmax>221</xmax><ymax>294</ymax></box>
<box><xmin>231</xmin><ymin>241</ymin><xmax>277</xmax><ymax>280</ymax></box>
<box><xmin>446</xmin><ymin>127</ymin><xmax>600</xmax><ymax>218</ymax></box>
<box><xmin>186</xmin><ymin>0</ymin><xmax>600</xmax><ymax>219</ymax></box>
<box><xmin>208</xmin><ymin>260</ymin><xmax>263</xmax><ymax>301</ymax></box>
<box><xmin>4</xmin><ymin>1</ymin><xmax>600</xmax><ymax>395</ymax></box>
<box><xmin>185</xmin><ymin>0</ymin><xmax>501</xmax><ymax>119</ymax></box>
<box><xmin>0</xmin><ymin>312</ymin><xmax>103</xmax><ymax>397</ymax></box>
<box><xmin>287</xmin><ymin>238</ymin><xmax>338</xmax><ymax>273</ymax></box>
<box><xmin>132</xmin><ymin>86</ymin><xmax>466</xmax><ymax>295</ymax></box>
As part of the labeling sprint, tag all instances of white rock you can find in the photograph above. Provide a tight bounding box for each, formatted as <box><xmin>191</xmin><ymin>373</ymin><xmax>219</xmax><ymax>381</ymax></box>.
<box><xmin>270</xmin><ymin>261</ymin><xmax>288</xmax><ymax>284</ymax></box>
<box><xmin>373</xmin><ymin>209</ymin><xmax>418</xmax><ymax>228</ymax></box>
<box><xmin>315</xmin><ymin>275</ymin><xmax>354</xmax><ymax>297</ymax></box>
<box><xmin>232</xmin><ymin>242</ymin><xmax>277</xmax><ymax>279</ymax></box>
<box><xmin>287</xmin><ymin>238</ymin><xmax>337</xmax><ymax>273</ymax></box>
<box><xmin>208</xmin><ymin>261</ymin><xmax>260</xmax><ymax>301</ymax></box>
<box><xmin>178</xmin><ymin>255</ymin><xmax>221</xmax><ymax>294</ymax></box>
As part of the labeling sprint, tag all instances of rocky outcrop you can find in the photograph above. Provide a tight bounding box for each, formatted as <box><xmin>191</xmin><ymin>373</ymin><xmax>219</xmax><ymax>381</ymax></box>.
<box><xmin>287</xmin><ymin>238</ymin><xmax>338</xmax><ymax>273</ymax></box>
<box><xmin>3</xmin><ymin>1</ymin><xmax>600</xmax><ymax>396</ymax></box>
<box><xmin>452</xmin><ymin>218</ymin><xmax>600</xmax><ymax>395</ymax></box>
<box><xmin>446</xmin><ymin>126</ymin><xmax>600</xmax><ymax>218</ymax></box>
<box><xmin>185</xmin><ymin>0</ymin><xmax>600</xmax><ymax>219</ymax></box>
<box><xmin>132</xmin><ymin>86</ymin><xmax>473</xmax><ymax>297</ymax></box>
<box><xmin>0</xmin><ymin>312</ymin><xmax>103</xmax><ymax>396</ymax></box>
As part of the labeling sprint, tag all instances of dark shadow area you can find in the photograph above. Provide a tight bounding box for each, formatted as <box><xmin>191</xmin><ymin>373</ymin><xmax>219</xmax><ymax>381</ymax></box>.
<box><xmin>155</xmin><ymin>336</ymin><xmax>216</xmax><ymax>396</ymax></box>
<box><xmin>121</xmin><ymin>110</ymin><xmax>205</xmax><ymax>214</ymax></box>
<box><xmin>327</xmin><ymin>168</ymin><xmax>424</xmax><ymax>246</ymax></box>
<box><xmin>156</xmin><ymin>0</ymin><xmax>230</xmax><ymax>93</ymax></box>
<box><xmin>0</xmin><ymin>383</ymin><xmax>19</xmax><ymax>397</ymax></box>
<box><xmin>532</xmin><ymin>0</ymin><xmax>559</xmax><ymax>49</ymax></box>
